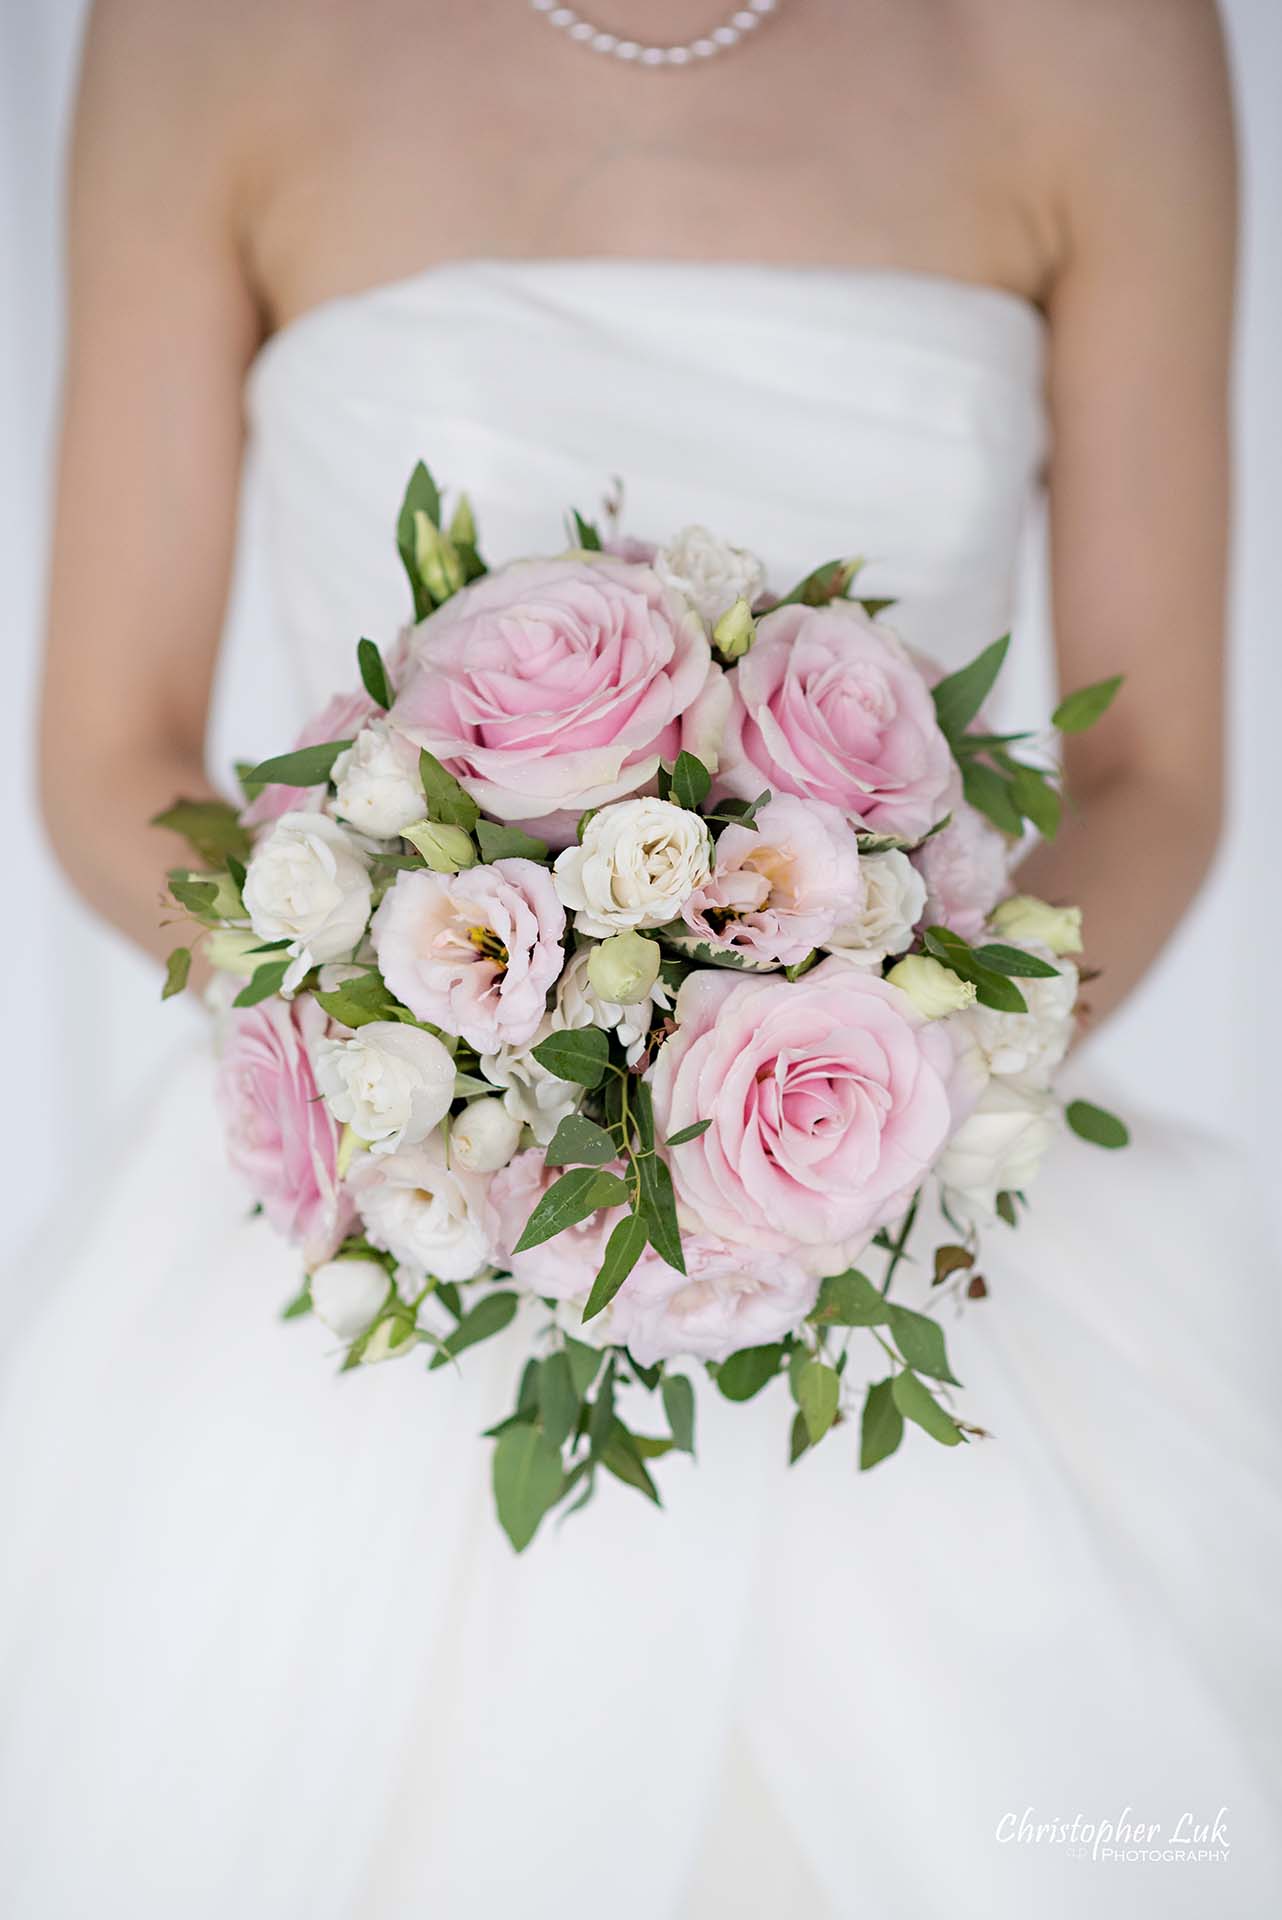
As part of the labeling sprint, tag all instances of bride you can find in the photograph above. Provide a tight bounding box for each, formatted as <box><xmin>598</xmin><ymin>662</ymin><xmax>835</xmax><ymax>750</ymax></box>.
<box><xmin>4</xmin><ymin>1</ymin><xmax>1278</xmax><ymax>1914</ymax></box>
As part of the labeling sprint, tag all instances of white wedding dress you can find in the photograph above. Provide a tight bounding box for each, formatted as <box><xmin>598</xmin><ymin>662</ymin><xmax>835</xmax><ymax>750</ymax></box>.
<box><xmin>2</xmin><ymin>262</ymin><xmax>1279</xmax><ymax>1919</ymax></box>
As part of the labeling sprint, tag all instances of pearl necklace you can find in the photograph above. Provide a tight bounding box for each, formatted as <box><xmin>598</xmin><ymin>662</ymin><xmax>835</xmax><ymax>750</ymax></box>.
<box><xmin>528</xmin><ymin>0</ymin><xmax>778</xmax><ymax>67</ymax></box>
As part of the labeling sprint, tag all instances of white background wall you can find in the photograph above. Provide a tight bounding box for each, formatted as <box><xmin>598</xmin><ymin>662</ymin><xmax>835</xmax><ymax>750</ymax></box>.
<box><xmin>2</xmin><ymin>1</ymin><xmax>1279</xmax><ymax>1246</ymax></box>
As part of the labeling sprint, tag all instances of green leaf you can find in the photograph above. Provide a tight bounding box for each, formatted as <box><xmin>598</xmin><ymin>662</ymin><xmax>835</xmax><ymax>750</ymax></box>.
<box><xmin>313</xmin><ymin>972</ymin><xmax>401</xmax><ymax>1029</ymax></box>
<box><xmin>891</xmin><ymin>1370</ymin><xmax>963</xmax><ymax>1447</ymax></box>
<box><xmin>588</xmin><ymin>1355</ymin><xmax>616</xmax><ymax>1457</ymax></box>
<box><xmin>886</xmin><ymin>1305</ymin><xmax>961</xmax><ymax>1385</ymax></box>
<box><xmin>493</xmin><ymin>1423</ymin><xmax>564</xmax><ymax>1552</ymax></box>
<box><xmin>995</xmin><ymin>1190</ymin><xmax>1018</xmax><ymax>1227</ymax></box>
<box><xmin>397</xmin><ymin>462</ymin><xmax>443</xmax><ymax>619</ymax></box>
<box><xmin>664</xmin><ymin>1119</ymin><xmax>711</xmax><ymax>1148</ymax></box>
<box><xmin>960</xmin><ymin>758</ymin><xmax>1023</xmax><ymax>837</ymax></box>
<box><xmin>971</xmin><ymin>942</ymin><xmax>1059</xmax><ymax>979</ymax></box>
<box><xmin>167</xmin><ymin>874</ymin><xmax>220</xmax><ymax>918</ymax></box>
<box><xmin>427</xmin><ymin>1290</ymin><xmax>519</xmax><ymax>1369</ymax></box>
<box><xmin>568</xmin><ymin>508</ymin><xmax>602</xmax><ymax>551</ymax></box>
<box><xmin>1052</xmin><ymin>674</ymin><xmax>1123</xmax><ymax>734</ymax></box>
<box><xmin>161</xmin><ymin>946</ymin><xmax>192</xmax><ymax>1000</ymax></box>
<box><xmin>635</xmin><ymin>1147</ymin><xmax>685</xmax><ymax>1275</ymax></box>
<box><xmin>600</xmin><ymin>1425</ymin><xmax>662</xmax><ymax>1505</ymax></box>
<box><xmin>474</xmin><ymin>820</ymin><xmax>549</xmax><ymax>863</ymax></box>
<box><xmin>857</xmin><ymin>595</ymin><xmax>896</xmax><ymax>618</ymax></box>
<box><xmin>514</xmin><ymin>1167</ymin><xmax>630</xmax><ymax>1254</ymax></box>
<box><xmin>564</xmin><ymin>1337</ymin><xmax>603</xmax><ymax>1398</ymax></box>
<box><xmin>529</xmin><ymin>1025</ymin><xmax>609</xmax><ymax>1088</ymax></box>
<box><xmin>582</xmin><ymin>1211</ymin><xmax>648</xmax><ymax>1322</ymax></box>
<box><xmin>280</xmin><ymin>1283</ymin><xmax>313</xmax><ymax>1321</ymax></box>
<box><xmin>789</xmin><ymin>1410</ymin><xmax>813</xmax><ymax>1465</ymax></box>
<box><xmin>1066</xmin><ymin>1099</ymin><xmax>1130</xmax><ymax>1149</ymax></box>
<box><xmin>151</xmin><ymin>797</ymin><xmax>252</xmax><ymax>866</ymax></box>
<box><xmin>670</xmin><ymin>751</ymin><xmax>711</xmax><ymax>812</ymax></box>
<box><xmin>797</xmin><ymin>1360</ymin><xmax>841</xmax><ymax>1444</ymax></box>
<box><xmin>545</xmin><ymin>1114</ymin><xmax>616</xmax><ymax>1168</ymax></box>
<box><xmin>537</xmin><ymin>1349</ymin><xmax>579</xmax><ymax>1449</ymax></box>
<box><xmin>661</xmin><ymin>1374</ymin><xmax>696</xmax><ymax>1454</ymax></box>
<box><xmin>776</xmin><ymin>557</ymin><xmax>860</xmax><ymax>609</ymax></box>
<box><xmin>246</xmin><ymin>741</ymin><xmax>353</xmax><ymax>789</ymax></box>
<box><xmin>1008</xmin><ymin>762</ymin><xmax>1062</xmax><ymax>840</ymax></box>
<box><xmin>357</xmin><ymin>637</ymin><xmax>392</xmax><ymax>709</ymax></box>
<box><xmin>859</xmin><ymin>1379</ymin><xmax>904</xmax><ymax>1469</ymax></box>
<box><xmin>809</xmin><ymin>1268</ymin><xmax>890</xmax><ymax>1327</ymax></box>
<box><xmin>921</xmin><ymin>926</ymin><xmax>1029</xmax><ymax>1014</ymax></box>
<box><xmin>931</xmin><ymin>635</ymin><xmax>1011</xmax><ymax>739</ymax></box>
<box><xmin>716</xmin><ymin>1343</ymin><xmax>784</xmax><ymax>1402</ymax></box>
<box><xmin>417</xmin><ymin>749</ymin><xmax>480</xmax><ymax>831</ymax></box>
<box><xmin>232</xmin><ymin>959</ymin><xmax>292</xmax><ymax>1006</ymax></box>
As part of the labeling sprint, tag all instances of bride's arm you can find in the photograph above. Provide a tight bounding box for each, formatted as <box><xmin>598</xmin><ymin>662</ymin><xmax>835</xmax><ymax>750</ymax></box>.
<box><xmin>1013</xmin><ymin>0</ymin><xmax>1236</xmax><ymax>1023</ymax></box>
<box><xmin>38</xmin><ymin>1</ymin><xmax>262</xmax><ymax>966</ymax></box>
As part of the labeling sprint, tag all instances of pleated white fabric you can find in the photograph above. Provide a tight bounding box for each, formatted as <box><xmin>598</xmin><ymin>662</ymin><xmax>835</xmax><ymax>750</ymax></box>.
<box><xmin>2</xmin><ymin>262</ymin><xmax>1279</xmax><ymax>1918</ymax></box>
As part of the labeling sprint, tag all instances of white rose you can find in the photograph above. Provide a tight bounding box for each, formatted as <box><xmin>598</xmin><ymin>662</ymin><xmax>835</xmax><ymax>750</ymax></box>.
<box><xmin>310</xmin><ymin>1256</ymin><xmax>390</xmax><ymax>1341</ymax></box>
<box><xmin>554</xmin><ymin>946</ymin><xmax>670</xmax><ymax>1066</ymax></box>
<box><xmin>205</xmin><ymin>928</ymin><xmax>263</xmax><ymax>977</ymax></box>
<box><xmin>886</xmin><ymin>954</ymin><xmax>978</xmax><ymax>1019</ymax></box>
<box><xmin>990</xmin><ymin>894</ymin><xmax>1084</xmax><ymax>957</ymax></box>
<box><xmin>351</xmin><ymin>1137</ymin><xmax>493</xmax><ymax>1282</ymax></box>
<box><xmin>243</xmin><ymin>811</ymin><xmax>372</xmax><ymax>983</ymax></box>
<box><xmin>655</xmin><ymin>524</ymin><xmax>767</xmax><ymax>628</ymax></box>
<box><xmin>936</xmin><ymin>1081</ymin><xmax>1061</xmax><ymax>1224</ymax></box>
<box><xmin>480</xmin><ymin>1018</ymin><xmax>584</xmax><ymax>1145</ymax></box>
<box><xmin>313</xmin><ymin>1020</ymin><xmax>456</xmax><ymax>1154</ymax></box>
<box><xmin>554</xmin><ymin>797</ymin><xmax>711</xmax><ymax>936</ymax></box>
<box><xmin>823</xmin><ymin>850</ymin><xmax>926</xmax><ymax>969</ymax></box>
<box><xmin>450</xmin><ymin>1098</ymin><xmax>523</xmax><ymax>1173</ymax></box>
<box><xmin>331</xmin><ymin>720</ymin><xmax>426</xmax><ymax>840</ymax></box>
<box><xmin>956</xmin><ymin>948</ymin><xmax>1078</xmax><ymax>1087</ymax></box>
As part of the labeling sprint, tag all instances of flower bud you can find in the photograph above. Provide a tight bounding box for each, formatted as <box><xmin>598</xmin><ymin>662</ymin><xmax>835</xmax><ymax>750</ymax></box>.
<box><xmin>711</xmin><ymin>595</ymin><xmax>756</xmax><ymax>662</ymax></box>
<box><xmin>588</xmin><ymin>931</ymin><xmax>663</xmax><ymax>1005</ymax></box>
<box><xmin>990</xmin><ymin>894</ymin><xmax>1083</xmax><ymax>956</ymax></box>
<box><xmin>310</xmin><ymin>1256</ymin><xmax>390</xmax><ymax>1342</ymax></box>
<box><xmin>447</xmin><ymin>492</ymin><xmax>477</xmax><ymax>549</ymax></box>
<box><xmin>402</xmin><ymin>819</ymin><xmax>477</xmax><ymax>871</ymax></box>
<box><xmin>413</xmin><ymin>509</ymin><xmax>465</xmax><ymax>601</ymax></box>
<box><xmin>886</xmin><ymin>954</ymin><xmax>978</xmax><ymax>1020</ymax></box>
<box><xmin>451</xmin><ymin>1097</ymin><xmax>523</xmax><ymax>1173</ymax></box>
<box><xmin>360</xmin><ymin>1315</ymin><xmax>418</xmax><ymax>1363</ymax></box>
<box><xmin>205</xmin><ymin>928</ymin><xmax>263</xmax><ymax>976</ymax></box>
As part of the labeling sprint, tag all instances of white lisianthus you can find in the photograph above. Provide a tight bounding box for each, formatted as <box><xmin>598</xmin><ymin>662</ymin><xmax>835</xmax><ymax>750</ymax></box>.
<box><xmin>359</xmin><ymin>1317</ymin><xmax>419</xmax><ymax>1364</ymax></box>
<box><xmin>823</xmin><ymin>850</ymin><xmax>926</xmax><ymax>969</ymax></box>
<box><xmin>310</xmin><ymin>1256</ymin><xmax>391</xmax><ymax>1341</ymax></box>
<box><xmin>885</xmin><ymin>954</ymin><xmax>978</xmax><ymax>1019</ymax></box>
<box><xmin>480</xmin><ymin>1018</ymin><xmax>584</xmax><ymax>1145</ymax></box>
<box><xmin>936</xmin><ymin>1080</ymin><xmax>1061</xmax><ymax>1224</ymax></box>
<box><xmin>554</xmin><ymin>797</ymin><xmax>711</xmax><ymax>936</ymax></box>
<box><xmin>554</xmin><ymin>947</ymin><xmax>670</xmax><ymax>1066</ymax></box>
<box><xmin>989</xmin><ymin>894</ymin><xmax>1084</xmax><ymax>957</ymax></box>
<box><xmin>450</xmin><ymin>1098</ymin><xmax>523</xmax><ymax>1173</ymax></box>
<box><xmin>957</xmin><ymin>948</ymin><xmax>1079</xmax><ymax>1088</ymax></box>
<box><xmin>587</xmin><ymin>931</ymin><xmax>662</xmax><ymax>1006</ymax></box>
<box><xmin>313</xmin><ymin>1020</ymin><xmax>456</xmax><ymax>1155</ymax></box>
<box><xmin>655</xmin><ymin>524</ymin><xmax>767</xmax><ymax>628</ymax></box>
<box><xmin>243</xmin><ymin>811</ymin><xmax>372</xmax><ymax>987</ymax></box>
<box><xmin>350</xmin><ymin>1137</ymin><xmax>493</xmax><ymax>1282</ymax></box>
<box><xmin>331</xmin><ymin>720</ymin><xmax>426</xmax><ymax>840</ymax></box>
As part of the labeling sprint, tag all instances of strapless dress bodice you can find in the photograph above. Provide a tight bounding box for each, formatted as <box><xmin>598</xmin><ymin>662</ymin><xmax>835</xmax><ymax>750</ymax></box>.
<box><xmin>230</xmin><ymin>260</ymin><xmax>1047</xmax><ymax>736</ymax></box>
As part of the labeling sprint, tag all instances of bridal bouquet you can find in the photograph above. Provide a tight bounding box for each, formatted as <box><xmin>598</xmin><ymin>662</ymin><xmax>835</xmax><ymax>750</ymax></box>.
<box><xmin>156</xmin><ymin>464</ymin><xmax>1127</xmax><ymax>1550</ymax></box>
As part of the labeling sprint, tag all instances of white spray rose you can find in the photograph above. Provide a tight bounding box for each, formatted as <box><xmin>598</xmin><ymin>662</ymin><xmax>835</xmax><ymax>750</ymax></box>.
<box><xmin>450</xmin><ymin>1098</ymin><xmax>523</xmax><ymax>1173</ymax></box>
<box><xmin>313</xmin><ymin>1020</ymin><xmax>456</xmax><ymax>1155</ymax></box>
<box><xmin>957</xmin><ymin>949</ymin><xmax>1079</xmax><ymax>1088</ymax></box>
<box><xmin>243</xmin><ymin>811</ymin><xmax>372</xmax><ymax>986</ymax></box>
<box><xmin>480</xmin><ymin>1018</ymin><xmax>584</xmax><ymax>1145</ymax></box>
<box><xmin>331</xmin><ymin>720</ymin><xmax>426</xmax><ymax>839</ymax></box>
<box><xmin>655</xmin><ymin>524</ymin><xmax>767</xmax><ymax>628</ymax></box>
<box><xmin>554</xmin><ymin>797</ymin><xmax>711</xmax><ymax>936</ymax></box>
<box><xmin>990</xmin><ymin>894</ymin><xmax>1084</xmax><ymax>957</ymax></box>
<box><xmin>823</xmin><ymin>850</ymin><xmax>926</xmax><ymax>969</ymax></box>
<box><xmin>936</xmin><ymin>1081</ymin><xmax>1061</xmax><ymax>1223</ymax></box>
<box><xmin>554</xmin><ymin>947</ymin><xmax>670</xmax><ymax>1066</ymax></box>
<box><xmin>310</xmin><ymin>1257</ymin><xmax>390</xmax><ymax>1342</ymax></box>
<box><xmin>350</xmin><ymin>1137</ymin><xmax>492</xmax><ymax>1282</ymax></box>
<box><xmin>886</xmin><ymin>954</ymin><xmax>978</xmax><ymax>1019</ymax></box>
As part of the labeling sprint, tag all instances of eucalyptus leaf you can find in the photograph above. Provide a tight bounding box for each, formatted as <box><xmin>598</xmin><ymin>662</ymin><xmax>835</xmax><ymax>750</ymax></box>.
<box><xmin>661</xmin><ymin>1374</ymin><xmax>696</xmax><ymax>1454</ymax></box>
<box><xmin>809</xmin><ymin>1268</ymin><xmax>890</xmax><ymax>1327</ymax></box>
<box><xmin>568</xmin><ymin>508</ymin><xmax>602</xmax><ymax>551</ymax></box>
<box><xmin>797</xmin><ymin>1360</ymin><xmax>841</xmax><ymax>1444</ymax></box>
<box><xmin>427</xmin><ymin>1290</ymin><xmax>519</xmax><ymax>1369</ymax></box>
<box><xmin>232</xmin><ymin>959</ymin><xmax>292</xmax><ymax>1007</ymax></box>
<box><xmin>493</xmin><ymin>1423</ymin><xmax>564</xmax><ymax>1552</ymax></box>
<box><xmin>417</xmin><ymin>750</ymin><xmax>480</xmax><ymax>831</ymax></box>
<box><xmin>514</xmin><ymin>1167</ymin><xmax>630</xmax><ymax>1254</ymax></box>
<box><xmin>529</xmin><ymin>1025</ymin><xmax>609</xmax><ymax>1088</ymax></box>
<box><xmin>664</xmin><ymin>1119</ymin><xmax>711</xmax><ymax>1148</ymax></box>
<box><xmin>789</xmin><ymin>1410</ymin><xmax>813</xmax><ymax>1465</ymax></box>
<box><xmin>246</xmin><ymin>741</ymin><xmax>353</xmax><ymax>789</ymax></box>
<box><xmin>357</xmin><ymin>636</ymin><xmax>392</xmax><ymax>709</ymax></box>
<box><xmin>564</xmin><ymin>1336</ymin><xmax>603</xmax><ymax>1398</ymax></box>
<box><xmin>151</xmin><ymin>797</ymin><xmax>252</xmax><ymax>866</ymax></box>
<box><xmin>891</xmin><ymin>1370</ymin><xmax>963</xmax><ymax>1447</ymax></box>
<box><xmin>931</xmin><ymin>634</ymin><xmax>1011</xmax><ymax>740</ymax></box>
<box><xmin>581</xmin><ymin>1211</ymin><xmax>648</xmax><ymax>1322</ymax></box>
<box><xmin>537</xmin><ymin>1350</ymin><xmax>579</xmax><ymax>1449</ymax></box>
<box><xmin>545</xmin><ymin>1114</ymin><xmax>617</xmax><ymax>1168</ymax></box>
<box><xmin>886</xmin><ymin>1305</ymin><xmax>962</xmax><ymax>1385</ymax></box>
<box><xmin>971</xmin><ymin>943</ymin><xmax>1059</xmax><ymax>979</ymax></box>
<box><xmin>474</xmin><ymin>820</ymin><xmax>550</xmax><ymax>863</ymax></box>
<box><xmin>1052</xmin><ymin>675</ymin><xmax>1123</xmax><ymax>734</ymax></box>
<box><xmin>636</xmin><ymin>1148</ymin><xmax>685</xmax><ymax>1275</ymax></box>
<box><xmin>1066</xmin><ymin>1099</ymin><xmax>1130</xmax><ymax>1149</ymax></box>
<box><xmin>716</xmin><ymin>1343</ymin><xmax>784</xmax><ymax>1402</ymax></box>
<box><xmin>670</xmin><ymin>751</ymin><xmax>711</xmax><ymax>812</ymax></box>
<box><xmin>167</xmin><ymin>875</ymin><xmax>220</xmax><ymax>918</ymax></box>
<box><xmin>859</xmin><ymin>1378</ymin><xmax>904</xmax><ymax>1470</ymax></box>
<box><xmin>161</xmin><ymin>946</ymin><xmax>192</xmax><ymax>1000</ymax></box>
<box><xmin>600</xmin><ymin>1426</ymin><xmax>662</xmax><ymax>1505</ymax></box>
<box><xmin>1009</xmin><ymin>762</ymin><xmax>1063</xmax><ymax>840</ymax></box>
<box><xmin>961</xmin><ymin>758</ymin><xmax>1023</xmax><ymax>837</ymax></box>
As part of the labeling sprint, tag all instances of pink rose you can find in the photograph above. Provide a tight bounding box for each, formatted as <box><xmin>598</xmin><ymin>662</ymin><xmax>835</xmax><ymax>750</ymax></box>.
<box><xmin>215</xmin><ymin>995</ymin><xmax>354</xmax><ymax>1267</ymax></box>
<box><xmin>391</xmin><ymin>557</ymin><xmax>723</xmax><ymax>847</ymax></box>
<box><xmin>679</xmin><ymin>793</ymin><xmax>863</xmax><ymax>969</ymax></box>
<box><xmin>242</xmin><ymin>687</ymin><xmax>378</xmax><ymax>827</ymax></box>
<box><xmin>372</xmin><ymin>858</ymin><xmax>565</xmax><ymax>1053</ymax></box>
<box><xmin>715</xmin><ymin>602</ymin><xmax>955</xmax><ymax>842</ymax></box>
<box><xmin>912</xmin><ymin>798</ymin><xmax>1011</xmax><ymax>942</ymax></box>
<box><xmin>648</xmin><ymin>961</ymin><xmax>958</xmax><ymax>1271</ymax></box>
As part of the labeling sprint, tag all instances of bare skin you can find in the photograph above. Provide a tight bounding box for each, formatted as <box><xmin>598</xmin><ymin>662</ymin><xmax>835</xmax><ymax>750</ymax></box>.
<box><xmin>40</xmin><ymin>0</ymin><xmax>1236</xmax><ymax>1024</ymax></box>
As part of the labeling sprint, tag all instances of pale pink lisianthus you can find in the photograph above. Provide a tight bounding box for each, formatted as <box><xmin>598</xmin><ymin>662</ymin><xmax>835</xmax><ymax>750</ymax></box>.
<box><xmin>391</xmin><ymin>556</ymin><xmax>725</xmax><ymax>848</ymax></box>
<box><xmin>715</xmin><ymin>602</ymin><xmax>955</xmax><ymax>842</ymax></box>
<box><xmin>215</xmin><ymin>995</ymin><xmax>354</xmax><ymax>1268</ymax></box>
<box><xmin>486</xmin><ymin>1149</ymin><xmax>628</xmax><ymax>1305</ymax></box>
<box><xmin>648</xmin><ymin>961</ymin><xmax>959</xmax><ymax>1272</ymax></box>
<box><xmin>679</xmin><ymin>793</ymin><xmax>863</xmax><ymax>969</ymax></box>
<box><xmin>912</xmin><ymin>798</ymin><xmax>1011</xmax><ymax>943</ymax></box>
<box><xmin>242</xmin><ymin>687</ymin><xmax>378</xmax><ymax>827</ymax></box>
<box><xmin>372</xmin><ymin>857</ymin><xmax>566</xmax><ymax>1054</ymax></box>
